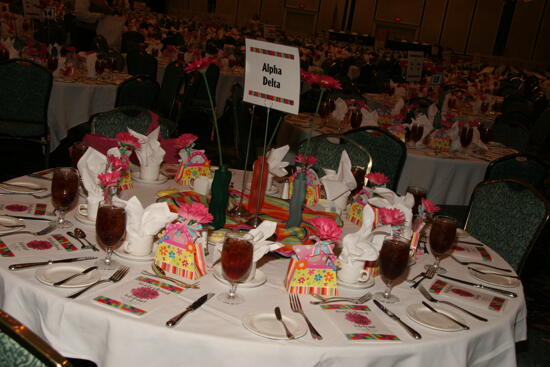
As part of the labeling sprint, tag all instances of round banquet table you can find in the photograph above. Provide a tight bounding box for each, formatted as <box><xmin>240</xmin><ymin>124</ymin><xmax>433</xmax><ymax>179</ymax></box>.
<box><xmin>276</xmin><ymin>115</ymin><xmax>517</xmax><ymax>206</ymax></box>
<box><xmin>0</xmin><ymin>170</ymin><xmax>526</xmax><ymax>367</ymax></box>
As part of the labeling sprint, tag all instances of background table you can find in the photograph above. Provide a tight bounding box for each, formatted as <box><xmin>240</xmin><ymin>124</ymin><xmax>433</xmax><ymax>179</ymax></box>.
<box><xmin>0</xmin><ymin>171</ymin><xmax>526</xmax><ymax>367</ymax></box>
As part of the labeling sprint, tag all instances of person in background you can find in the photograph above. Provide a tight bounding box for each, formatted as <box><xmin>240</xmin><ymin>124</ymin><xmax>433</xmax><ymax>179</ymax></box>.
<box><xmin>72</xmin><ymin>0</ymin><xmax>114</xmax><ymax>51</ymax></box>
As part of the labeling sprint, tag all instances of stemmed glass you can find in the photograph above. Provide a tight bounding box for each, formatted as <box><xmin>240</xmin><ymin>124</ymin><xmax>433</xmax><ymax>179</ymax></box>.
<box><xmin>95</xmin><ymin>201</ymin><xmax>126</xmax><ymax>270</ymax></box>
<box><xmin>51</xmin><ymin>167</ymin><xmax>80</xmax><ymax>229</ymax></box>
<box><xmin>410</xmin><ymin>124</ymin><xmax>424</xmax><ymax>146</ymax></box>
<box><xmin>218</xmin><ymin>232</ymin><xmax>254</xmax><ymax>305</ymax></box>
<box><xmin>374</xmin><ymin>235</ymin><xmax>411</xmax><ymax>304</ymax></box>
<box><xmin>406</xmin><ymin>186</ymin><xmax>427</xmax><ymax>216</ymax></box>
<box><xmin>350</xmin><ymin>165</ymin><xmax>366</xmax><ymax>196</ymax></box>
<box><xmin>426</xmin><ymin>215</ymin><xmax>457</xmax><ymax>275</ymax></box>
<box><xmin>349</xmin><ymin>107</ymin><xmax>362</xmax><ymax>129</ymax></box>
<box><xmin>46</xmin><ymin>56</ymin><xmax>58</xmax><ymax>74</ymax></box>
<box><xmin>460</xmin><ymin>126</ymin><xmax>473</xmax><ymax>151</ymax></box>
<box><xmin>95</xmin><ymin>58</ymin><xmax>106</xmax><ymax>80</ymax></box>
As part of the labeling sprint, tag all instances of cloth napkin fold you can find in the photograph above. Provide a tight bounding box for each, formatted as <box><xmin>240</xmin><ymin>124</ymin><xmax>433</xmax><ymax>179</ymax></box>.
<box><xmin>448</xmin><ymin>121</ymin><xmax>461</xmax><ymax>151</ymax></box>
<box><xmin>129</xmin><ymin>127</ymin><xmax>166</xmax><ymax>167</ymax></box>
<box><xmin>471</xmin><ymin>127</ymin><xmax>488</xmax><ymax>152</ymax></box>
<box><xmin>123</xmin><ymin>196</ymin><xmax>178</xmax><ymax>239</ymax></box>
<box><xmin>1</xmin><ymin>38</ymin><xmax>18</xmax><ymax>59</ymax></box>
<box><xmin>242</xmin><ymin>220</ymin><xmax>284</xmax><ymax>262</ymax></box>
<box><xmin>390</xmin><ymin>98</ymin><xmax>405</xmax><ymax>116</ymax></box>
<box><xmin>393</xmin><ymin>86</ymin><xmax>407</xmax><ymax>99</ymax></box>
<box><xmin>413</xmin><ymin>114</ymin><xmax>433</xmax><ymax>147</ymax></box>
<box><xmin>368</xmin><ymin>187</ymin><xmax>414</xmax><ymax>239</ymax></box>
<box><xmin>427</xmin><ymin>103</ymin><xmax>438</xmax><ymax>122</ymax></box>
<box><xmin>53</xmin><ymin>56</ymin><xmax>65</xmax><ymax>77</ymax></box>
<box><xmin>320</xmin><ymin>150</ymin><xmax>357</xmax><ymax>200</ymax></box>
<box><xmin>267</xmin><ymin>145</ymin><xmax>289</xmax><ymax>177</ymax></box>
<box><xmin>361</xmin><ymin>109</ymin><xmax>378</xmax><ymax>127</ymax></box>
<box><xmin>76</xmin><ymin>147</ymin><xmax>107</xmax><ymax>203</ymax></box>
<box><xmin>79</xmin><ymin>51</ymin><xmax>97</xmax><ymax>79</ymax></box>
<box><xmin>331</xmin><ymin>97</ymin><xmax>348</xmax><ymax>121</ymax></box>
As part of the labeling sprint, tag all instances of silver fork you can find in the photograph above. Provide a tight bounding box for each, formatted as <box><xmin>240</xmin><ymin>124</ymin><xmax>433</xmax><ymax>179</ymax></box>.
<box><xmin>67</xmin><ymin>266</ymin><xmax>129</xmax><ymax>299</ymax></box>
<box><xmin>0</xmin><ymin>223</ymin><xmax>56</xmax><ymax>238</ymax></box>
<box><xmin>411</xmin><ymin>266</ymin><xmax>436</xmax><ymax>289</ymax></box>
<box><xmin>418</xmin><ymin>285</ymin><xmax>488</xmax><ymax>322</ymax></box>
<box><xmin>289</xmin><ymin>294</ymin><xmax>323</xmax><ymax>340</ymax></box>
<box><xmin>310</xmin><ymin>292</ymin><xmax>372</xmax><ymax>305</ymax></box>
<box><xmin>450</xmin><ymin>255</ymin><xmax>512</xmax><ymax>273</ymax></box>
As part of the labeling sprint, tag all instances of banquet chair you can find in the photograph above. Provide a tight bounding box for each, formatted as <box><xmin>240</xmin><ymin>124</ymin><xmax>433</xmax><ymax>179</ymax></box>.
<box><xmin>344</xmin><ymin>127</ymin><xmax>406</xmax><ymax>191</ymax></box>
<box><xmin>464</xmin><ymin>179</ymin><xmax>549</xmax><ymax>274</ymax></box>
<box><xmin>0</xmin><ymin>59</ymin><xmax>53</xmax><ymax>168</ymax></box>
<box><xmin>91</xmin><ymin>106</ymin><xmax>175</xmax><ymax>139</ymax></box>
<box><xmin>126</xmin><ymin>51</ymin><xmax>158</xmax><ymax>80</ymax></box>
<box><xmin>157</xmin><ymin>61</ymin><xmax>187</xmax><ymax>120</ymax></box>
<box><xmin>115</xmin><ymin>75</ymin><xmax>160</xmax><ymax>110</ymax></box>
<box><xmin>484</xmin><ymin>153</ymin><xmax>547</xmax><ymax>192</ymax></box>
<box><xmin>297</xmin><ymin>134</ymin><xmax>372</xmax><ymax>178</ymax></box>
<box><xmin>121</xmin><ymin>31</ymin><xmax>145</xmax><ymax>54</ymax></box>
<box><xmin>0</xmin><ymin>309</ymin><xmax>72</xmax><ymax>367</ymax></box>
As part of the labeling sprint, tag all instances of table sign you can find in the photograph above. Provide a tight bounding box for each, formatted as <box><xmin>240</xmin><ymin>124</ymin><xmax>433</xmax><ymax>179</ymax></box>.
<box><xmin>0</xmin><ymin>235</ymin><xmax>78</xmax><ymax>257</ymax></box>
<box><xmin>406</xmin><ymin>51</ymin><xmax>424</xmax><ymax>83</ymax></box>
<box><xmin>429</xmin><ymin>279</ymin><xmax>506</xmax><ymax>312</ymax></box>
<box><xmin>0</xmin><ymin>202</ymin><xmax>54</xmax><ymax>218</ymax></box>
<box><xmin>243</xmin><ymin>39</ymin><xmax>300</xmax><ymax>115</ymax></box>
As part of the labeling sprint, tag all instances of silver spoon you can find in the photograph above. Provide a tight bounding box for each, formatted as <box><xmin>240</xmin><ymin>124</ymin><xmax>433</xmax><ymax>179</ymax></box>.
<box><xmin>66</xmin><ymin>231</ymin><xmax>87</xmax><ymax>250</ymax></box>
<box><xmin>73</xmin><ymin>228</ymin><xmax>99</xmax><ymax>252</ymax></box>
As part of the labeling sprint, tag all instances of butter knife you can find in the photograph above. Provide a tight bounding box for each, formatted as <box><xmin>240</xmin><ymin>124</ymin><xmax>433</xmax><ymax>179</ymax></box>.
<box><xmin>421</xmin><ymin>301</ymin><xmax>469</xmax><ymax>330</ymax></box>
<box><xmin>0</xmin><ymin>182</ymin><xmax>46</xmax><ymax>191</ymax></box>
<box><xmin>8</xmin><ymin>257</ymin><xmax>97</xmax><ymax>270</ymax></box>
<box><xmin>373</xmin><ymin>299</ymin><xmax>422</xmax><ymax>339</ymax></box>
<box><xmin>439</xmin><ymin>274</ymin><xmax>517</xmax><ymax>298</ymax></box>
<box><xmin>166</xmin><ymin>293</ymin><xmax>214</xmax><ymax>327</ymax></box>
<box><xmin>5</xmin><ymin>215</ymin><xmax>52</xmax><ymax>222</ymax></box>
<box><xmin>53</xmin><ymin>266</ymin><xmax>98</xmax><ymax>287</ymax></box>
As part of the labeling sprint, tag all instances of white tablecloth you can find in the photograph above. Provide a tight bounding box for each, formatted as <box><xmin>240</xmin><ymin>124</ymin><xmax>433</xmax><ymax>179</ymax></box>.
<box><xmin>0</xmin><ymin>171</ymin><xmax>526</xmax><ymax>367</ymax></box>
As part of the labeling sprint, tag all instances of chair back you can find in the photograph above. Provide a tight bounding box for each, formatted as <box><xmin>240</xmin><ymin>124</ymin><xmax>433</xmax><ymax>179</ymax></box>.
<box><xmin>115</xmin><ymin>75</ymin><xmax>160</xmax><ymax>110</ymax></box>
<box><xmin>485</xmin><ymin>153</ymin><xmax>547</xmax><ymax>192</ymax></box>
<box><xmin>91</xmin><ymin>106</ymin><xmax>175</xmax><ymax>138</ymax></box>
<box><xmin>465</xmin><ymin>179</ymin><xmax>549</xmax><ymax>273</ymax></box>
<box><xmin>344</xmin><ymin>127</ymin><xmax>406</xmax><ymax>191</ymax></box>
<box><xmin>297</xmin><ymin>134</ymin><xmax>372</xmax><ymax>178</ymax></box>
<box><xmin>126</xmin><ymin>51</ymin><xmax>158</xmax><ymax>80</ymax></box>
<box><xmin>0</xmin><ymin>309</ymin><xmax>72</xmax><ymax>367</ymax></box>
<box><xmin>121</xmin><ymin>31</ymin><xmax>145</xmax><ymax>53</ymax></box>
<box><xmin>157</xmin><ymin>61</ymin><xmax>187</xmax><ymax>119</ymax></box>
<box><xmin>185</xmin><ymin>63</ymin><xmax>220</xmax><ymax>107</ymax></box>
<box><xmin>491</xmin><ymin>116</ymin><xmax>530</xmax><ymax>151</ymax></box>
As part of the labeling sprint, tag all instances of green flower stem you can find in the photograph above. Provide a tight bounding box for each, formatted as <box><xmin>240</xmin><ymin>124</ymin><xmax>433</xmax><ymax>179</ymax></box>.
<box><xmin>315</xmin><ymin>88</ymin><xmax>326</xmax><ymax>115</ymax></box>
<box><xmin>307</xmin><ymin>87</ymin><xmax>325</xmax><ymax>156</ymax></box>
<box><xmin>201</xmin><ymin>72</ymin><xmax>223</xmax><ymax>167</ymax></box>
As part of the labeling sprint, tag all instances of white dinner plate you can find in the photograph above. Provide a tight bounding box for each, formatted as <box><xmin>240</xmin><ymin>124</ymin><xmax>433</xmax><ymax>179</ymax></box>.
<box><xmin>406</xmin><ymin>303</ymin><xmax>467</xmax><ymax>332</ymax></box>
<box><xmin>132</xmin><ymin>172</ymin><xmax>168</xmax><ymax>184</ymax></box>
<box><xmin>74</xmin><ymin>204</ymin><xmax>96</xmax><ymax>226</ymax></box>
<box><xmin>337</xmin><ymin>275</ymin><xmax>375</xmax><ymax>290</ymax></box>
<box><xmin>0</xmin><ymin>181</ymin><xmax>47</xmax><ymax>194</ymax></box>
<box><xmin>468</xmin><ymin>266</ymin><xmax>520</xmax><ymax>288</ymax></box>
<box><xmin>242</xmin><ymin>311</ymin><xmax>307</xmax><ymax>340</ymax></box>
<box><xmin>35</xmin><ymin>263</ymin><xmax>101</xmax><ymax>288</ymax></box>
<box><xmin>212</xmin><ymin>264</ymin><xmax>267</xmax><ymax>288</ymax></box>
<box><xmin>114</xmin><ymin>244</ymin><xmax>155</xmax><ymax>262</ymax></box>
<box><xmin>0</xmin><ymin>215</ymin><xmax>25</xmax><ymax>234</ymax></box>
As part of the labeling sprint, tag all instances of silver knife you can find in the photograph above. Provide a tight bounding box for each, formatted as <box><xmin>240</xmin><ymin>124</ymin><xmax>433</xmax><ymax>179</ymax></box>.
<box><xmin>421</xmin><ymin>301</ymin><xmax>469</xmax><ymax>330</ymax></box>
<box><xmin>166</xmin><ymin>293</ymin><xmax>215</xmax><ymax>327</ymax></box>
<box><xmin>0</xmin><ymin>182</ymin><xmax>46</xmax><ymax>191</ymax></box>
<box><xmin>53</xmin><ymin>266</ymin><xmax>98</xmax><ymax>287</ymax></box>
<box><xmin>5</xmin><ymin>215</ymin><xmax>52</xmax><ymax>222</ymax></box>
<box><xmin>373</xmin><ymin>299</ymin><xmax>422</xmax><ymax>339</ymax></box>
<box><xmin>8</xmin><ymin>257</ymin><xmax>98</xmax><ymax>270</ymax></box>
<box><xmin>439</xmin><ymin>274</ymin><xmax>517</xmax><ymax>298</ymax></box>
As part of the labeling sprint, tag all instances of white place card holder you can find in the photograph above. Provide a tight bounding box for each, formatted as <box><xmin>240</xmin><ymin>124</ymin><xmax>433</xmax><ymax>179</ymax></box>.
<box><xmin>243</xmin><ymin>38</ymin><xmax>300</xmax><ymax>115</ymax></box>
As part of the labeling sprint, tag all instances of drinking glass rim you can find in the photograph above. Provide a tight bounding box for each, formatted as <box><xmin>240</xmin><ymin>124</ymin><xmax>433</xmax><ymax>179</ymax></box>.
<box><xmin>406</xmin><ymin>185</ymin><xmax>427</xmax><ymax>193</ymax></box>
<box><xmin>432</xmin><ymin>215</ymin><xmax>457</xmax><ymax>223</ymax></box>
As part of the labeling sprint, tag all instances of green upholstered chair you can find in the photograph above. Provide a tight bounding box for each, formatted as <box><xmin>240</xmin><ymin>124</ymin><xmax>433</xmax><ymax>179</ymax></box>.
<box><xmin>484</xmin><ymin>153</ymin><xmax>547</xmax><ymax>192</ymax></box>
<box><xmin>126</xmin><ymin>50</ymin><xmax>158</xmax><ymax>80</ymax></box>
<box><xmin>0</xmin><ymin>309</ymin><xmax>72</xmax><ymax>367</ymax></box>
<box><xmin>343</xmin><ymin>127</ymin><xmax>406</xmax><ymax>191</ymax></box>
<box><xmin>0</xmin><ymin>59</ymin><xmax>53</xmax><ymax>167</ymax></box>
<box><xmin>157</xmin><ymin>61</ymin><xmax>187</xmax><ymax>120</ymax></box>
<box><xmin>297</xmin><ymin>134</ymin><xmax>372</xmax><ymax>178</ymax></box>
<box><xmin>91</xmin><ymin>106</ymin><xmax>176</xmax><ymax>139</ymax></box>
<box><xmin>464</xmin><ymin>179</ymin><xmax>549</xmax><ymax>274</ymax></box>
<box><xmin>115</xmin><ymin>75</ymin><xmax>160</xmax><ymax>110</ymax></box>
<box><xmin>491</xmin><ymin>120</ymin><xmax>530</xmax><ymax>152</ymax></box>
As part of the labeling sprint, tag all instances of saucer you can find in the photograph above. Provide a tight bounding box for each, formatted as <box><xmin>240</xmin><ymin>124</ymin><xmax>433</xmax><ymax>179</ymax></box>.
<box><xmin>212</xmin><ymin>264</ymin><xmax>267</xmax><ymax>288</ymax></box>
<box><xmin>337</xmin><ymin>276</ymin><xmax>375</xmax><ymax>289</ymax></box>
<box><xmin>242</xmin><ymin>311</ymin><xmax>307</xmax><ymax>340</ymax></box>
<box><xmin>36</xmin><ymin>264</ymin><xmax>101</xmax><ymax>288</ymax></box>
<box><xmin>114</xmin><ymin>244</ymin><xmax>155</xmax><ymax>262</ymax></box>
<box><xmin>74</xmin><ymin>205</ymin><xmax>95</xmax><ymax>226</ymax></box>
<box><xmin>132</xmin><ymin>172</ymin><xmax>168</xmax><ymax>184</ymax></box>
<box><xmin>406</xmin><ymin>303</ymin><xmax>466</xmax><ymax>332</ymax></box>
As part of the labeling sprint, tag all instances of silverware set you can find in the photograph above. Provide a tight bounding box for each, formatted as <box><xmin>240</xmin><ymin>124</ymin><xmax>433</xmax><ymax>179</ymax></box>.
<box><xmin>67</xmin><ymin>265</ymin><xmax>129</xmax><ymax>299</ymax></box>
<box><xmin>418</xmin><ymin>285</ymin><xmax>488</xmax><ymax>322</ymax></box>
<box><xmin>0</xmin><ymin>222</ymin><xmax>57</xmax><ymax>238</ymax></box>
<box><xmin>310</xmin><ymin>292</ymin><xmax>372</xmax><ymax>305</ymax></box>
<box><xmin>410</xmin><ymin>266</ymin><xmax>437</xmax><ymax>289</ymax></box>
<box><xmin>450</xmin><ymin>255</ymin><xmax>512</xmax><ymax>272</ymax></box>
<box><xmin>289</xmin><ymin>294</ymin><xmax>323</xmax><ymax>340</ymax></box>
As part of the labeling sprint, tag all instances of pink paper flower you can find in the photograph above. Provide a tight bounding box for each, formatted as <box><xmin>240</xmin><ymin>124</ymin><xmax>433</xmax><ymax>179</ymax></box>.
<box><xmin>295</xmin><ymin>154</ymin><xmax>317</xmax><ymax>167</ymax></box>
<box><xmin>379</xmin><ymin>208</ymin><xmax>405</xmax><ymax>226</ymax></box>
<box><xmin>310</xmin><ymin>217</ymin><xmax>342</xmax><ymax>242</ymax></box>
<box><xmin>468</xmin><ymin>120</ymin><xmax>480</xmax><ymax>128</ymax></box>
<box><xmin>131</xmin><ymin>286</ymin><xmax>159</xmax><ymax>300</ymax></box>
<box><xmin>345</xmin><ymin>312</ymin><xmax>372</xmax><ymax>326</ymax></box>
<box><xmin>115</xmin><ymin>132</ymin><xmax>141</xmax><ymax>149</ymax></box>
<box><xmin>366</xmin><ymin>172</ymin><xmax>389</xmax><ymax>186</ymax></box>
<box><xmin>174</xmin><ymin>133</ymin><xmax>198</xmax><ymax>149</ymax></box>
<box><xmin>300</xmin><ymin>69</ymin><xmax>319</xmax><ymax>84</ymax></box>
<box><xmin>317</xmin><ymin>75</ymin><xmax>342</xmax><ymax>90</ymax></box>
<box><xmin>185</xmin><ymin>56</ymin><xmax>217</xmax><ymax>73</ymax></box>
<box><xmin>178</xmin><ymin>202</ymin><xmax>213</xmax><ymax>224</ymax></box>
<box><xmin>421</xmin><ymin>198</ymin><xmax>440</xmax><ymax>214</ymax></box>
<box><xmin>107</xmin><ymin>154</ymin><xmax>129</xmax><ymax>171</ymax></box>
<box><xmin>26</xmin><ymin>240</ymin><xmax>52</xmax><ymax>250</ymax></box>
<box><xmin>98</xmin><ymin>170</ymin><xmax>121</xmax><ymax>187</ymax></box>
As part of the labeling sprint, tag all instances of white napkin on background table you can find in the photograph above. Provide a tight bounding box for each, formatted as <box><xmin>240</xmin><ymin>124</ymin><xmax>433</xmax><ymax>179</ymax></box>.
<box><xmin>77</xmin><ymin>147</ymin><xmax>107</xmax><ymax>205</ymax></box>
<box><xmin>267</xmin><ymin>145</ymin><xmax>289</xmax><ymax>177</ymax></box>
<box><xmin>413</xmin><ymin>114</ymin><xmax>433</xmax><ymax>147</ymax></box>
<box><xmin>130</xmin><ymin>127</ymin><xmax>166</xmax><ymax>167</ymax></box>
<box><xmin>471</xmin><ymin>127</ymin><xmax>488</xmax><ymax>152</ymax></box>
<box><xmin>320</xmin><ymin>150</ymin><xmax>356</xmax><ymax>201</ymax></box>
<box><xmin>427</xmin><ymin>103</ymin><xmax>438</xmax><ymax>122</ymax></box>
<box><xmin>361</xmin><ymin>109</ymin><xmax>378</xmax><ymax>127</ymax></box>
<box><xmin>331</xmin><ymin>98</ymin><xmax>348</xmax><ymax>122</ymax></box>
<box><xmin>1</xmin><ymin>38</ymin><xmax>18</xmax><ymax>59</ymax></box>
<box><xmin>368</xmin><ymin>187</ymin><xmax>414</xmax><ymax>239</ymax></box>
<box><xmin>390</xmin><ymin>98</ymin><xmax>405</xmax><ymax>116</ymax></box>
<box><xmin>79</xmin><ymin>51</ymin><xmax>97</xmax><ymax>79</ymax></box>
<box><xmin>448</xmin><ymin>121</ymin><xmax>461</xmax><ymax>151</ymax></box>
<box><xmin>123</xmin><ymin>196</ymin><xmax>178</xmax><ymax>240</ymax></box>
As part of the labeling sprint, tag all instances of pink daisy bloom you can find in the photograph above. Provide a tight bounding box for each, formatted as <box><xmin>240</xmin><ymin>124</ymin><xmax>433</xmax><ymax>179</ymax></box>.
<box><xmin>421</xmin><ymin>198</ymin><xmax>440</xmax><ymax>214</ymax></box>
<box><xmin>107</xmin><ymin>154</ymin><xmax>129</xmax><ymax>171</ymax></box>
<box><xmin>366</xmin><ymin>172</ymin><xmax>389</xmax><ymax>186</ymax></box>
<box><xmin>185</xmin><ymin>57</ymin><xmax>217</xmax><ymax>73</ymax></box>
<box><xmin>379</xmin><ymin>208</ymin><xmax>405</xmax><ymax>226</ymax></box>
<box><xmin>98</xmin><ymin>170</ymin><xmax>121</xmax><ymax>187</ymax></box>
<box><xmin>310</xmin><ymin>217</ymin><xmax>342</xmax><ymax>242</ymax></box>
<box><xmin>295</xmin><ymin>154</ymin><xmax>317</xmax><ymax>167</ymax></box>
<box><xmin>115</xmin><ymin>132</ymin><xmax>141</xmax><ymax>149</ymax></box>
<box><xmin>178</xmin><ymin>202</ymin><xmax>213</xmax><ymax>224</ymax></box>
<box><xmin>174</xmin><ymin>133</ymin><xmax>198</xmax><ymax>149</ymax></box>
<box><xmin>317</xmin><ymin>75</ymin><xmax>342</xmax><ymax>90</ymax></box>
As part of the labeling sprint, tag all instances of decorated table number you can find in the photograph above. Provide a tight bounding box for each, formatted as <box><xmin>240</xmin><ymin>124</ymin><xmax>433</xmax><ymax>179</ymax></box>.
<box><xmin>0</xmin><ymin>235</ymin><xmax>79</xmax><ymax>257</ymax></box>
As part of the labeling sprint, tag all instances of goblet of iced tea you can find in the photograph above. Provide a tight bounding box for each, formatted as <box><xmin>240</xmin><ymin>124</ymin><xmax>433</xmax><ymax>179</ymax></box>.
<box><xmin>95</xmin><ymin>201</ymin><xmax>126</xmax><ymax>270</ymax></box>
<box><xmin>427</xmin><ymin>215</ymin><xmax>457</xmax><ymax>274</ymax></box>
<box><xmin>218</xmin><ymin>232</ymin><xmax>254</xmax><ymax>305</ymax></box>
<box><xmin>460</xmin><ymin>127</ymin><xmax>473</xmax><ymax>150</ymax></box>
<box><xmin>374</xmin><ymin>235</ymin><xmax>410</xmax><ymax>304</ymax></box>
<box><xmin>51</xmin><ymin>167</ymin><xmax>79</xmax><ymax>228</ymax></box>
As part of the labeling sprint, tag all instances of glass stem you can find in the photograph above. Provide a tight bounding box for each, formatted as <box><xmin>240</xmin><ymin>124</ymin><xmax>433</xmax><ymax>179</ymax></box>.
<box><xmin>228</xmin><ymin>283</ymin><xmax>238</xmax><ymax>299</ymax></box>
<box><xmin>383</xmin><ymin>281</ymin><xmax>393</xmax><ymax>299</ymax></box>
<box><xmin>57</xmin><ymin>209</ymin><xmax>65</xmax><ymax>225</ymax></box>
<box><xmin>105</xmin><ymin>247</ymin><xmax>113</xmax><ymax>265</ymax></box>
<box><xmin>433</xmin><ymin>257</ymin><xmax>441</xmax><ymax>271</ymax></box>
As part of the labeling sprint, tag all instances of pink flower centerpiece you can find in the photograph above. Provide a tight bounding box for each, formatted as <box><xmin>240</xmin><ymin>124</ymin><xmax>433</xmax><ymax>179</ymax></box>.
<box><xmin>310</xmin><ymin>216</ymin><xmax>342</xmax><ymax>242</ymax></box>
<box><xmin>366</xmin><ymin>172</ymin><xmax>389</xmax><ymax>187</ymax></box>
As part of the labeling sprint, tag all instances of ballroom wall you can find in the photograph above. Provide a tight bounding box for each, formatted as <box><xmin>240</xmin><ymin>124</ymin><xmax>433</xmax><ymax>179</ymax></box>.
<box><xmin>166</xmin><ymin>0</ymin><xmax>550</xmax><ymax>65</ymax></box>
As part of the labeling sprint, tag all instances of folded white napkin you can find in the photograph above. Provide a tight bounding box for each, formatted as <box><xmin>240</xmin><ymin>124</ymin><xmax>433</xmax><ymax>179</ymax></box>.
<box><xmin>361</xmin><ymin>108</ymin><xmax>378</xmax><ymax>127</ymax></box>
<box><xmin>1</xmin><ymin>38</ymin><xmax>18</xmax><ymax>59</ymax></box>
<box><xmin>79</xmin><ymin>51</ymin><xmax>97</xmax><ymax>79</ymax></box>
<box><xmin>390</xmin><ymin>98</ymin><xmax>405</xmax><ymax>116</ymax></box>
<box><xmin>77</xmin><ymin>147</ymin><xmax>107</xmax><ymax>203</ymax></box>
<box><xmin>427</xmin><ymin>103</ymin><xmax>438</xmax><ymax>122</ymax></box>
<box><xmin>448</xmin><ymin>121</ymin><xmax>461</xmax><ymax>151</ymax></box>
<box><xmin>331</xmin><ymin>97</ymin><xmax>348</xmax><ymax>122</ymax></box>
<box><xmin>471</xmin><ymin>127</ymin><xmax>488</xmax><ymax>152</ymax></box>
<box><xmin>347</xmin><ymin>65</ymin><xmax>360</xmax><ymax>81</ymax></box>
<box><xmin>368</xmin><ymin>187</ymin><xmax>414</xmax><ymax>239</ymax></box>
<box><xmin>129</xmin><ymin>127</ymin><xmax>166</xmax><ymax>167</ymax></box>
<box><xmin>320</xmin><ymin>150</ymin><xmax>357</xmax><ymax>201</ymax></box>
<box><xmin>243</xmin><ymin>220</ymin><xmax>284</xmax><ymax>261</ymax></box>
<box><xmin>393</xmin><ymin>86</ymin><xmax>407</xmax><ymax>98</ymax></box>
<box><xmin>413</xmin><ymin>114</ymin><xmax>433</xmax><ymax>147</ymax></box>
<box><xmin>267</xmin><ymin>145</ymin><xmax>289</xmax><ymax>177</ymax></box>
<box><xmin>124</xmin><ymin>196</ymin><xmax>178</xmax><ymax>239</ymax></box>
<box><xmin>53</xmin><ymin>56</ymin><xmax>65</xmax><ymax>77</ymax></box>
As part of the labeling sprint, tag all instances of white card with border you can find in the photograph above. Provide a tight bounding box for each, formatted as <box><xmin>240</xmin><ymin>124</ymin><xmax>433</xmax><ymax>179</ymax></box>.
<box><xmin>243</xmin><ymin>38</ymin><xmax>300</xmax><ymax>115</ymax></box>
